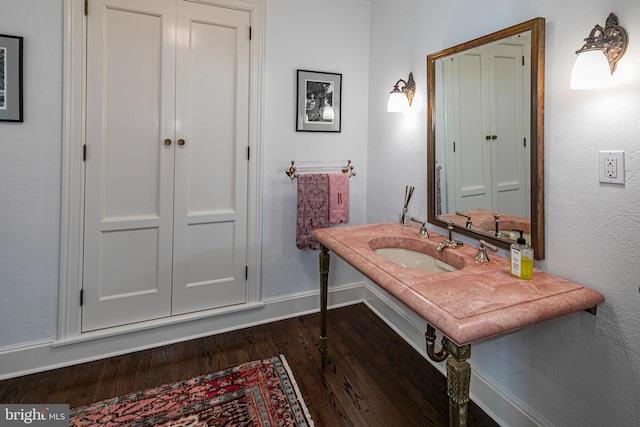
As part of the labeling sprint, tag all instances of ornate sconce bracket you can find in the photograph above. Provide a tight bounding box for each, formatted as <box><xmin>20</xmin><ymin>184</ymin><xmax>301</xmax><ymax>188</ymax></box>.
<box><xmin>576</xmin><ymin>12</ymin><xmax>628</xmax><ymax>74</ymax></box>
<box><xmin>390</xmin><ymin>72</ymin><xmax>416</xmax><ymax>106</ymax></box>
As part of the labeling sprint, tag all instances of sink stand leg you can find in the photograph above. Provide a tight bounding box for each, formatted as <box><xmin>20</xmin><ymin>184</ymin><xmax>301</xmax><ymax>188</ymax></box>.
<box><xmin>318</xmin><ymin>242</ymin><xmax>472</xmax><ymax>425</ymax></box>
<box><xmin>446</xmin><ymin>340</ymin><xmax>472</xmax><ymax>427</ymax></box>
<box><xmin>319</xmin><ymin>245</ymin><xmax>330</xmax><ymax>368</ymax></box>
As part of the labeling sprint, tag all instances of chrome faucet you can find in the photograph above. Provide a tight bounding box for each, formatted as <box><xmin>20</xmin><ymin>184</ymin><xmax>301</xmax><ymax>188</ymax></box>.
<box><xmin>410</xmin><ymin>217</ymin><xmax>429</xmax><ymax>239</ymax></box>
<box><xmin>436</xmin><ymin>221</ymin><xmax>463</xmax><ymax>251</ymax></box>
<box><xmin>455</xmin><ymin>211</ymin><xmax>473</xmax><ymax>229</ymax></box>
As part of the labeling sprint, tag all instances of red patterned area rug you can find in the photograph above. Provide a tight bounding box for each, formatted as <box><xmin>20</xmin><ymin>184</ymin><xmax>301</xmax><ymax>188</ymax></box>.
<box><xmin>69</xmin><ymin>355</ymin><xmax>314</xmax><ymax>426</ymax></box>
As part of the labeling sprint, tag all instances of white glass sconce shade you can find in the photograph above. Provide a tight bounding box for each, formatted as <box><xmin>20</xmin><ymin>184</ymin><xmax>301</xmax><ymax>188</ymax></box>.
<box><xmin>387</xmin><ymin>92</ymin><xmax>408</xmax><ymax>112</ymax></box>
<box><xmin>570</xmin><ymin>50</ymin><xmax>611</xmax><ymax>89</ymax></box>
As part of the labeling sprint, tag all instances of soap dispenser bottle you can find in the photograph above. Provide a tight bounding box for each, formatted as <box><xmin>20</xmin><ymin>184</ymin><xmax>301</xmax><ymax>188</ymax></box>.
<box><xmin>510</xmin><ymin>230</ymin><xmax>533</xmax><ymax>280</ymax></box>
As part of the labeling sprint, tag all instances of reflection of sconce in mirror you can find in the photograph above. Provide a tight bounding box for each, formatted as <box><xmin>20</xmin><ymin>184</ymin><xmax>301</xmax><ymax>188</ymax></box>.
<box><xmin>571</xmin><ymin>12</ymin><xmax>628</xmax><ymax>90</ymax></box>
<box><xmin>387</xmin><ymin>72</ymin><xmax>415</xmax><ymax>112</ymax></box>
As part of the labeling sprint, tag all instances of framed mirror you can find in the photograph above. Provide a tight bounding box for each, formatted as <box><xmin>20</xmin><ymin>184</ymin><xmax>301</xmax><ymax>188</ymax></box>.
<box><xmin>427</xmin><ymin>18</ymin><xmax>545</xmax><ymax>259</ymax></box>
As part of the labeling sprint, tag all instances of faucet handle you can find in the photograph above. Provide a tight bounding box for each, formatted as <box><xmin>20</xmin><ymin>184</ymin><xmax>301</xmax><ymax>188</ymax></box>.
<box><xmin>474</xmin><ymin>240</ymin><xmax>499</xmax><ymax>263</ymax></box>
<box><xmin>455</xmin><ymin>211</ymin><xmax>473</xmax><ymax>229</ymax></box>
<box><xmin>410</xmin><ymin>217</ymin><xmax>429</xmax><ymax>239</ymax></box>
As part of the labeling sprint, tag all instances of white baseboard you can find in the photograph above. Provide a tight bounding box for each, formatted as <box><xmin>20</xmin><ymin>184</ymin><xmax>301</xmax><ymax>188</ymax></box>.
<box><xmin>0</xmin><ymin>283</ymin><xmax>365</xmax><ymax>381</ymax></box>
<box><xmin>0</xmin><ymin>281</ymin><xmax>549</xmax><ymax>426</ymax></box>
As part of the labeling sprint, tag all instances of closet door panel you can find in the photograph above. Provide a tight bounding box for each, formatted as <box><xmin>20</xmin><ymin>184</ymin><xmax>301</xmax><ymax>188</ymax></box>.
<box><xmin>185</xmin><ymin>222</ymin><xmax>234</xmax><ymax>285</ymax></box>
<box><xmin>172</xmin><ymin>2</ymin><xmax>250</xmax><ymax>315</ymax></box>
<box><xmin>188</xmin><ymin>21</ymin><xmax>236</xmax><ymax>212</ymax></box>
<box><xmin>102</xmin><ymin>11</ymin><xmax>163</xmax><ymax>218</ymax></box>
<box><xmin>453</xmin><ymin>53</ymin><xmax>492</xmax><ymax>211</ymax></box>
<box><xmin>82</xmin><ymin>0</ymin><xmax>176</xmax><ymax>331</ymax></box>
<box><xmin>491</xmin><ymin>45</ymin><xmax>527</xmax><ymax>217</ymax></box>
<box><xmin>98</xmin><ymin>229</ymin><xmax>161</xmax><ymax>296</ymax></box>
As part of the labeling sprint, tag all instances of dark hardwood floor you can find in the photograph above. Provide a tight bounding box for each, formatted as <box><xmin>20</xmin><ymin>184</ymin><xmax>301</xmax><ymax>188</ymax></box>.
<box><xmin>0</xmin><ymin>303</ymin><xmax>498</xmax><ymax>426</ymax></box>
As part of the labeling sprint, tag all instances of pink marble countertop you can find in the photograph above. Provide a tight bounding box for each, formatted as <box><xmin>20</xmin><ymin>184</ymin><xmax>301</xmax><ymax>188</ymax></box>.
<box><xmin>312</xmin><ymin>222</ymin><xmax>604</xmax><ymax>346</ymax></box>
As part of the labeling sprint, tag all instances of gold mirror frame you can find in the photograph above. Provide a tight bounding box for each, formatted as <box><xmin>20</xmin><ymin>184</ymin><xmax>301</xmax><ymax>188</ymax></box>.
<box><xmin>427</xmin><ymin>18</ymin><xmax>546</xmax><ymax>259</ymax></box>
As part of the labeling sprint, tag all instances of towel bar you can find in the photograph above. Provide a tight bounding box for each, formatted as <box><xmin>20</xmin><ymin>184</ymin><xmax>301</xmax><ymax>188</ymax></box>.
<box><xmin>285</xmin><ymin>160</ymin><xmax>356</xmax><ymax>180</ymax></box>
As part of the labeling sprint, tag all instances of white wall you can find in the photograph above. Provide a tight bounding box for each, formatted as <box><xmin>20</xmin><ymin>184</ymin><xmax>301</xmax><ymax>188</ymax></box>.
<box><xmin>367</xmin><ymin>0</ymin><xmax>640</xmax><ymax>425</ymax></box>
<box><xmin>0</xmin><ymin>0</ymin><xmax>63</xmax><ymax>345</ymax></box>
<box><xmin>261</xmin><ymin>0</ymin><xmax>371</xmax><ymax>299</ymax></box>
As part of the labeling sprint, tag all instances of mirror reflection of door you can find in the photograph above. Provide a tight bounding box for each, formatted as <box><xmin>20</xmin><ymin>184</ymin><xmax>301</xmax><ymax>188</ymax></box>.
<box><xmin>436</xmin><ymin>33</ymin><xmax>531</xmax><ymax>219</ymax></box>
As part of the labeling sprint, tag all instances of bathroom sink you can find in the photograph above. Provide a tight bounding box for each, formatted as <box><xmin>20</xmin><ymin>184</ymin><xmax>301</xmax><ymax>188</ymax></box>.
<box><xmin>374</xmin><ymin>248</ymin><xmax>459</xmax><ymax>273</ymax></box>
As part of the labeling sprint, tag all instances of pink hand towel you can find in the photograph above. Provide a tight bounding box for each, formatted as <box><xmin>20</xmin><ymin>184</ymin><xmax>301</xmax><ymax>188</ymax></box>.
<box><xmin>328</xmin><ymin>173</ymin><xmax>349</xmax><ymax>224</ymax></box>
<box><xmin>296</xmin><ymin>174</ymin><xmax>329</xmax><ymax>250</ymax></box>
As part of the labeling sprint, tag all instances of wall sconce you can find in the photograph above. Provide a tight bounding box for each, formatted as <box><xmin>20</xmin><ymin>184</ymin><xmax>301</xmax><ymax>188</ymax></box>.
<box><xmin>571</xmin><ymin>13</ymin><xmax>628</xmax><ymax>90</ymax></box>
<box><xmin>387</xmin><ymin>72</ymin><xmax>415</xmax><ymax>112</ymax></box>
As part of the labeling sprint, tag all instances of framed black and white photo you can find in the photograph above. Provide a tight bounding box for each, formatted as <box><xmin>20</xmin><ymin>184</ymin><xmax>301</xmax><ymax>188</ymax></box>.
<box><xmin>296</xmin><ymin>70</ymin><xmax>341</xmax><ymax>132</ymax></box>
<box><xmin>0</xmin><ymin>34</ymin><xmax>24</xmax><ymax>122</ymax></box>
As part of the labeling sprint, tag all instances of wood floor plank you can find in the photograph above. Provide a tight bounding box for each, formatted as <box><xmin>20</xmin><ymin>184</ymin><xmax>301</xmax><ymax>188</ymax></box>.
<box><xmin>328</xmin><ymin>305</ymin><xmax>450</xmax><ymax>426</ymax></box>
<box><xmin>0</xmin><ymin>303</ymin><xmax>499</xmax><ymax>427</ymax></box>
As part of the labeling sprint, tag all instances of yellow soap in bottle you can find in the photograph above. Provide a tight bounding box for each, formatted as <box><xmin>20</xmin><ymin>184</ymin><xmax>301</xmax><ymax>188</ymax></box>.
<box><xmin>510</xmin><ymin>230</ymin><xmax>533</xmax><ymax>280</ymax></box>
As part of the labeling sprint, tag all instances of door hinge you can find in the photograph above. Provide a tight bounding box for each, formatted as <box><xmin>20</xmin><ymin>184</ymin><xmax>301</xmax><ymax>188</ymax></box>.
<box><xmin>80</xmin><ymin>289</ymin><xmax>84</xmax><ymax>306</ymax></box>
<box><xmin>84</xmin><ymin>0</ymin><xmax>88</xmax><ymax>16</ymax></box>
<box><xmin>249</xmin><ymin>26</ymin><xmax>252</xmax><ymax>41</ymax></box>
<box><xmin>247</xmin><ymin>146</ymin><xmax>250</xmax><ymax>160</ymax></box>
<box><xmin>245</xmin><ymin>266</ymin><xmax>248</xmax><ymax>281</ymax></box>
<box><xmin>522</xmin><ymin>55</ymin><xmax>525</xmax><ymax>66</ymax></box>
<box><xmin>453</xmin><ymin>141</ymin><xmax>456</xmax><ymax>153</ymax></box>
<box><xmin>83</xmin><ymin>144</ymin><xmax>87</xmax><ymax>161</ymax></box>
<box><xmin>524</xmin><ymin>137</ymin><xmax>527</xmax><ymax>148</ymax></box>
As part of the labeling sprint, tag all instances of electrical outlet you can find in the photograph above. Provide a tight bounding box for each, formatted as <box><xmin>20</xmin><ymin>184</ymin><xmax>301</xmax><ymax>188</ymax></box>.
<box><xmin>605</xmin><ymin>157</ymin><xmax>617</xmax><ymax>178</ymax></box>
<box><xmin>599</xmin><ymin>151</ymin><xmax>625</xmax><ymax>184</ymax></box>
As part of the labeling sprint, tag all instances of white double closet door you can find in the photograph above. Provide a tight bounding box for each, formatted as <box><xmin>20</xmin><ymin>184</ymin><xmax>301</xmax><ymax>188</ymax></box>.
<box><xmin>82</xmin><ymin>0</ymin><xmax>250</xmax><ymax>332</ymax></box>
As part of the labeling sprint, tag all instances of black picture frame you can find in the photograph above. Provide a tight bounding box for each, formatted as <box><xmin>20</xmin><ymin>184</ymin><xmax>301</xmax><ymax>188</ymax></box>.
<box><xmin>0</xmin><ymin>34</ymin><xmax>24</xmax><ymax>122</ymax></box>
<box><xmin>296</xmin><ymin>70</ymin><xmax>341</xmax><ymax>132</ymax></box>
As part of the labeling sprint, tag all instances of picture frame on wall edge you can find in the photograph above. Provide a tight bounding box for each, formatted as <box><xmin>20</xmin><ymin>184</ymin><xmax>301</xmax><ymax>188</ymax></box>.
<box><xmin>0</xmin><ymin>34</ymin><xmax>24</xmax><ymax>123</ymax></box>
<box><xmin>296</xmin><ymin>69</ymin><xmax>341</xmax><ymax>132</ymax></box>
